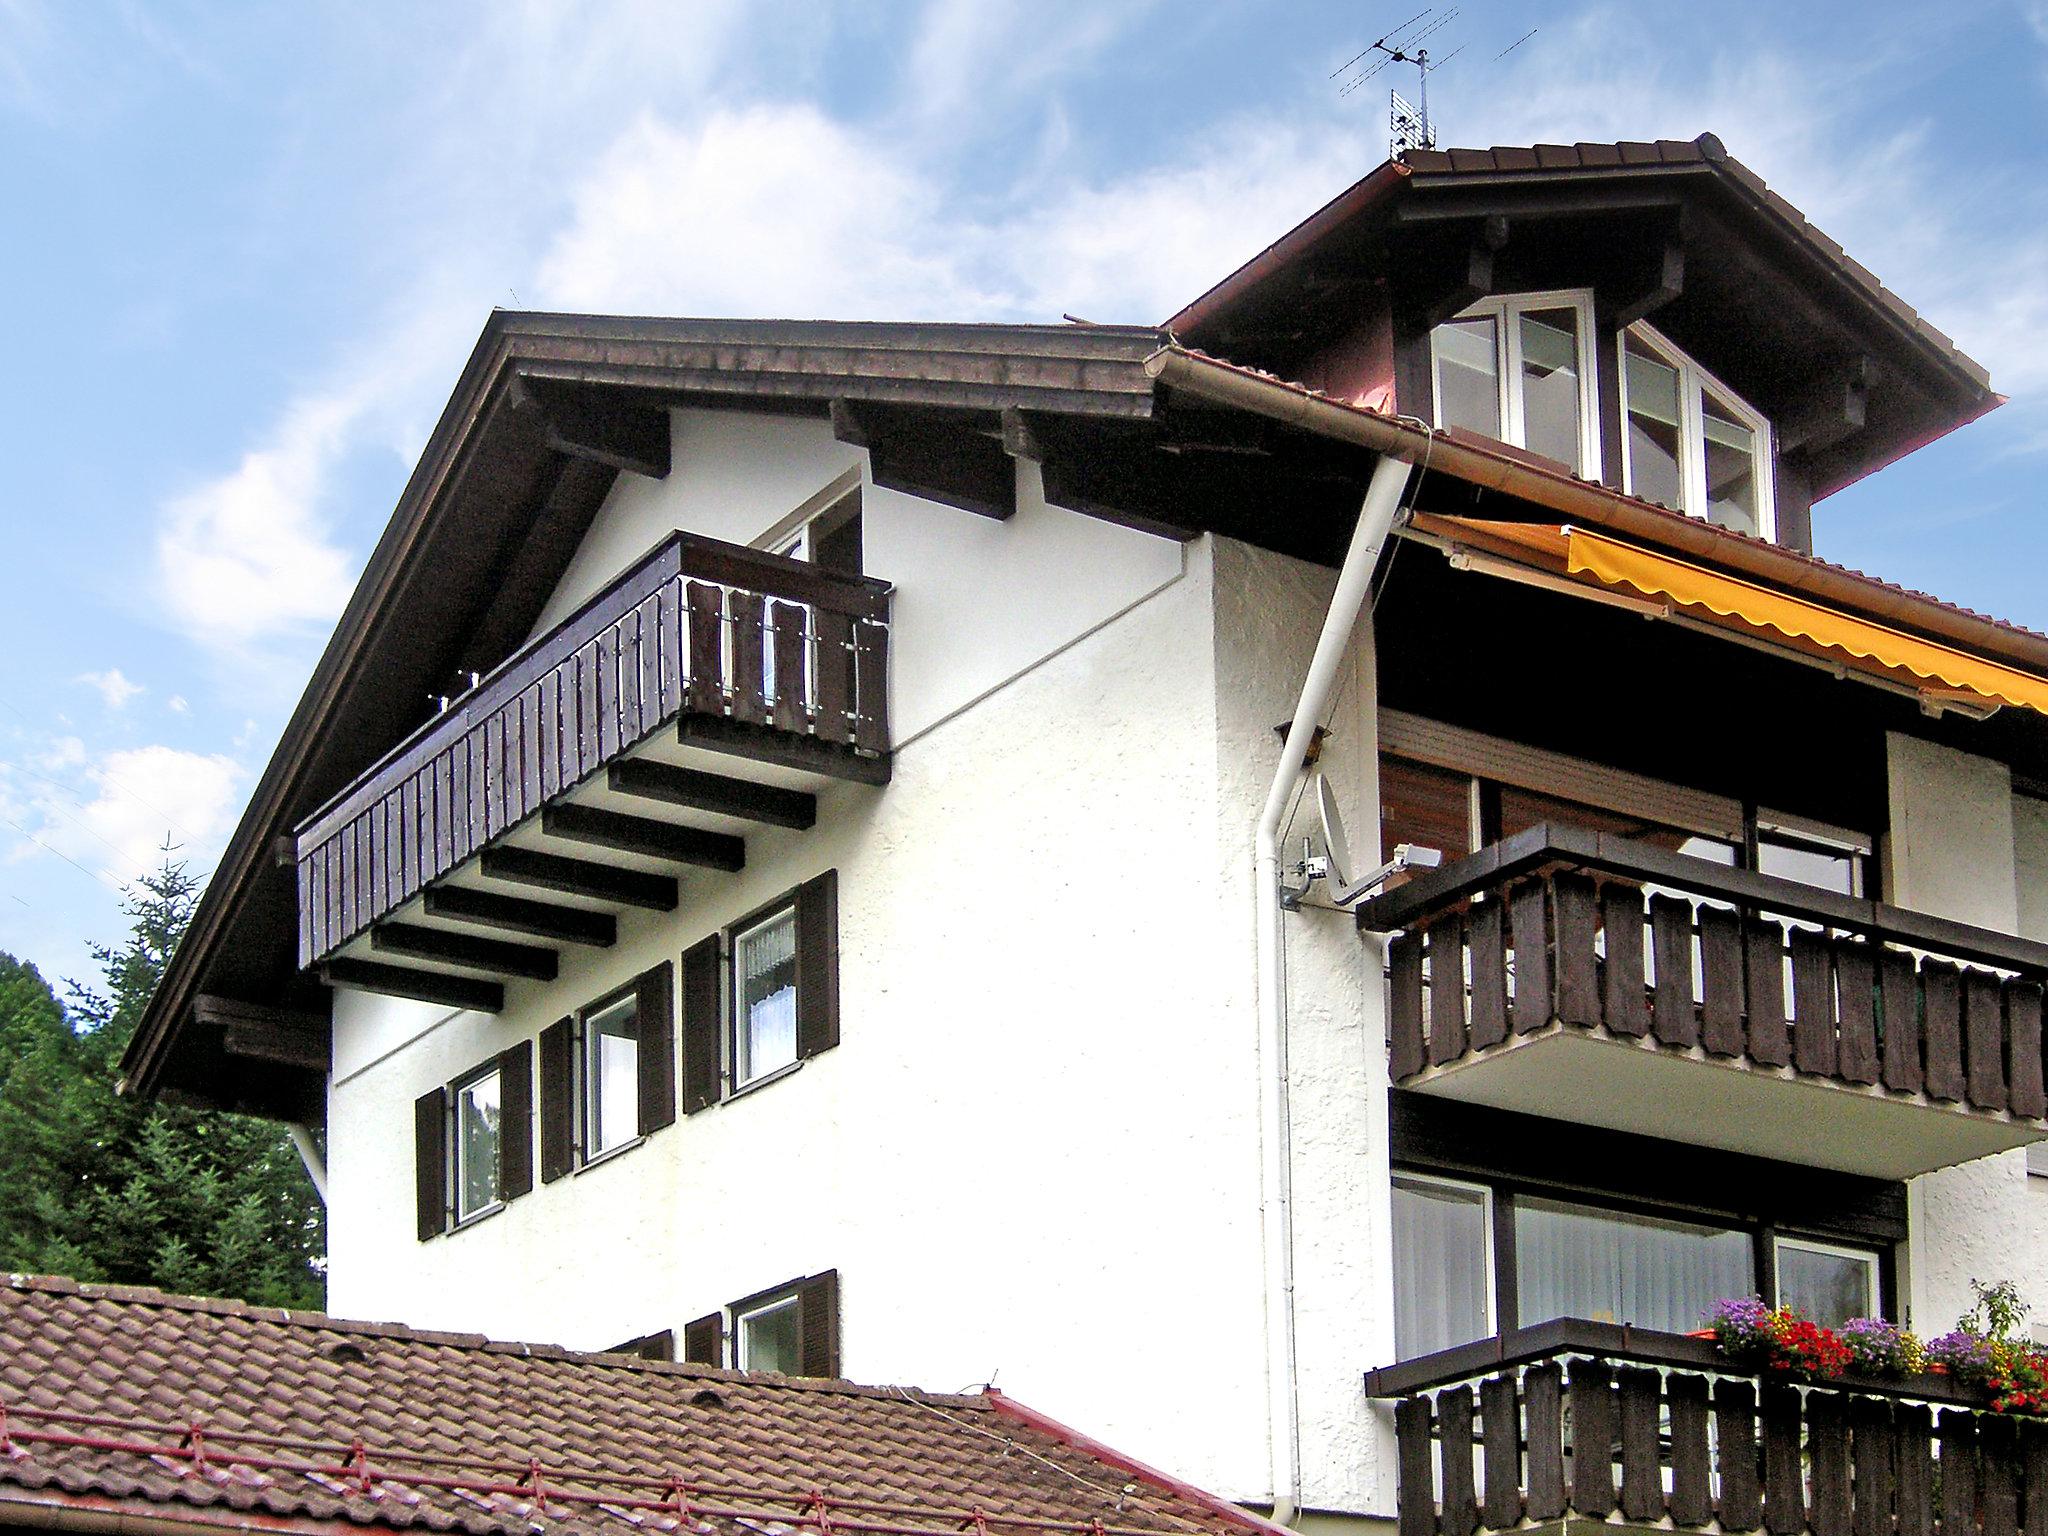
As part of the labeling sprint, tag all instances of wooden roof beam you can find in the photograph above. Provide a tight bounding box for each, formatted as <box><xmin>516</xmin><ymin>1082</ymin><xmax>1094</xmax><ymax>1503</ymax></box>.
<box><xmin>1777</xmin><ymin>357</ymin><xmax>1873</xmax><ymax>456</ymax></box>
<box><xmin>193</xmin><ymin>995</ymin><xmax>330</xmax><ymax>1075</ymax></box>
<box><xmin>513</xmin><ymin>375</ymin><xmax>671</xmax><ymax>479</ymax></box>
<box><xmin>423</xmin><ymin>885</ymin><xmax>618</xmax><ymax>947</ymax></box>
<box><xmin>832</xmin><ymin>398</ymin><xmax>1014</xmax><ymax>520</ymax></box>
<box><xmin>372</xmin><ymin>922</ymin><xmax>560</xmax><ymax>982</ymax></box>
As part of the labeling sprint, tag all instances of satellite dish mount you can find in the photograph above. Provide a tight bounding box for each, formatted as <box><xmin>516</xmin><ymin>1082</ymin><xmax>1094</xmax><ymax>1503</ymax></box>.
<box><xmin>1281</xmin><ymin>774</ymin><xmax>1443</xmax><ymax>910</ymax></box>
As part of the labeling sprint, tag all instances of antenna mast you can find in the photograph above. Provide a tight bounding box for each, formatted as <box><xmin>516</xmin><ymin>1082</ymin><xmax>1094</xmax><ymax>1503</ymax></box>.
<box><xmin>1333</xmin><ymin>9</ymin><xmax>1466</xmax><ymax>158</ymax></box>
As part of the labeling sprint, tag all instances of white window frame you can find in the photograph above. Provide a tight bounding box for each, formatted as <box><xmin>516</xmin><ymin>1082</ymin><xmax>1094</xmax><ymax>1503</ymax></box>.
<box><xmin>579</xmin><ymin>991</ymin><xmax>641</xmax><ymax>1166</ymax></box>
<box><xmin>731</xmin><ymin>902</ymin><xmax>801</xmax><ymax>1091</ymax></box>
<box><xmin>1774</xmin><ymin>1235</ymin><xmax>1879</xmax><ymax>1318</ymax></box>
<box><xmin>1618</xmin><ymin>319</ymin><xmax>1777</xmax><ymax>541</ymax></box>
<box><xmin>735</xmin><ymin>1288</ymin><xmax>805</xmax><ymax>1372</ymax></box>
<box><xmin>1391</xmin><ymin>1170</ymin><xmax>1497</xmax><ymax>1359</ymax></box>
<box><xmin>450</xmin><ymin>1063</ymin><xmax>504</xmax><ymax>1226</ymax></box>
<box><xmin>1430</xmin><ymin>289</ymin><xmax>1602</xmax><ymax>478</ymax></box>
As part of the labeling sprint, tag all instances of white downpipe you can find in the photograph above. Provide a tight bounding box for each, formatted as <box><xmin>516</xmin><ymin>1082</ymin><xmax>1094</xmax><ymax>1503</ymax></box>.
<box><xmin>288</xmin><ymin>1123</ymin><xmax>329</xmax><ymax>1205</ymax></box>
<box><xmin>1257</xmin><ymin>452</ymin><xmax>1413</xmax><ymax>1526</ymax></box>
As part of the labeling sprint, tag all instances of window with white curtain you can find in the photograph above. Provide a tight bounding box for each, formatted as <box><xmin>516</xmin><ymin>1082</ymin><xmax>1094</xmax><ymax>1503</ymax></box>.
<box><xmin>1775</xmin><ymin>1237</ymin><xmax>1878</xmax><ymax>1326</ymax></box>
<box><xmin>1392</xmin><ymin>1174</ymin><xmax>1494</xmax><ymax>1360</ymax></box>
<box><xmin>735</xmin><ymin>906</ymin><xmax>799</xmax><ymax>1087</ymax></box>
<box><xmin>1514</xmin><ymin>1196</ymin><xmax>1755</xmax><ymax>1334</ymax></box>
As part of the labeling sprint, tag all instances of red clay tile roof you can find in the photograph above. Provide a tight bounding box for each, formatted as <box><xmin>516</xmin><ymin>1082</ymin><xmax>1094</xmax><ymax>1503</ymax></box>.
<box><xmin>0</xmin><ymin>1275</ymin><xmax>1270</xmax><ymax>1536</ymax></box>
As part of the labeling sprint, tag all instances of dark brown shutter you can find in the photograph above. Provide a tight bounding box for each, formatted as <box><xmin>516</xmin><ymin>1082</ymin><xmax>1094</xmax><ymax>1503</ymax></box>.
<box><xmin>680</xmin><ymin>936</ymin><xmax>722</xmax><ymax>1113</ymax></box>
<box><xmin>538</xmin><ymin>1017</ymin><xmax>575</xmax><ymax>1182</ymax></box>
<box><xmin>636</xmin><ymin>961</ymin><xmax>676</xmax><ymax>1135</ymax></box>
<box><xmin>413</xmin><ymin>1087</ymin><xmax>447</xmax><ymax>1241</ymax></box>
<box><xmin>795</xmin><ymin>871</ymin><xmax>839</xmax><ymax>1059</ymax></box>
<box><xmin>796</xmin><ymin>1269</ymin><xmax>840</xmax><ymax>1378</ymax></box>
<box><xmin>497</xmin><ymin>1041</ymin><xmax>533</xmax><ymax>1200</ymax></box>
<box><xmin>608</xmin><ymin>1329</ymin><xmax>675</xmax><ymax>1362</ymax></box>
<box><xmin>682</xmin><ymin>1312</ymin><xmax>724</xmax><ymax>1366</ymax></box>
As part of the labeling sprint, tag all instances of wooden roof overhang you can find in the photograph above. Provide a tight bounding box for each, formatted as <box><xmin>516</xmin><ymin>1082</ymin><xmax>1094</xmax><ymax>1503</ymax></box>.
<box><xmin>1166</xmin><ymin>136</ymin><xmax>2001</xmax><ymax>500</ymax></box>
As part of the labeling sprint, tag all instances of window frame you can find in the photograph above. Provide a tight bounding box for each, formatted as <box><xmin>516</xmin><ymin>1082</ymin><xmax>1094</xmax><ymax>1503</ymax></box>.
<box><xmin>734</xmin><ymin>1286</ymin><xmax>807</xmax><ymax>1373</ymax></box>
<box><xmin>685</xmin><ymin>1270</ymin><xmax>841</xmax><ymax>1376</ymax></box>
<box><xmin>729</xmin><ymin>899</ymin><xmax>802</xmax><ymax>1092</ymax></box>
<box><xmin>1430</xmin><ymin>289</ymin><xmax>1602</xmax><ymax>478</ymax></box>
<box><xmin>1773</xmin><ymin>1233</ymin><xmax>1881</xmax><ymax>1322</ymax></box>
<box><xmin>449</xmin><ymin>1060</ymin><xmax>506</xmax><ymax>1228</ymax></box>
<box><xmin>1390</xmin><ymin>1158</ymin><xmax>1895</xmax><ymax>1350</ymax></box>
<box><xmin>1391</xmin><ymin>1170</ymin><xmax>1498</xmax><ymax>1359</ymax></box>
<box><xmin>576</xmin><ymin>980</ymin><xmax>644</xmax><ymax>1169</ymax></box>
<box><xmin>1618</xmin><ymin>319</ymin><xmax>1777</xmax><ymax>540</ymax></box>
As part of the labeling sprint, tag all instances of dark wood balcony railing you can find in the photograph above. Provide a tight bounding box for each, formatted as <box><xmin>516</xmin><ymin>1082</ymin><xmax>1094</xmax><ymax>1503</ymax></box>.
<box><xmin>293</xmin><ymin>532</ymin><xmax>891</xmax><ymax>968</ymax></box>
<box><xmin>1366</xmin><ymin>1322</ymin><xmax>2044</xmax><ymax>1536</ymax></box>
<box><xmin>1358</xmin><ymin>824</ymin><xmax>2048</xmax><ymax>1157</ymax></box>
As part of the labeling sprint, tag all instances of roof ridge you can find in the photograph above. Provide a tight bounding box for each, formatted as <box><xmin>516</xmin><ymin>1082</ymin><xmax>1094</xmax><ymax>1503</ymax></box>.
<box><xmin>0</xmin><ymin>1273</ymin><xmax>992</xmax><ymax>1405</ymax></box>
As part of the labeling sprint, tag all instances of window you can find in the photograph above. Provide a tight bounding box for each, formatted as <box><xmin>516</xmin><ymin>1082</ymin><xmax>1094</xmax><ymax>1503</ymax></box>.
<box><xmin>735</xmin><ymin>906</ymin><xmax>800</xmax><ymax>1087</ymax></box>
<box><xmin>679</xmin><ymin>872</ymin><xmax>839</xmax><ymax>1112</ymax></box>
<box><xmin>538</xmin><ymin>964</ymin><xmax>674</xmax><ymax>1182</ymax></box>
<box><xmin>1392</xmin><ymin>1174</ymin><xmax>1493</xmax><ymax>1359</ymax></box>
<box><xmin>1515</xmin><ymin>1196</ymin><xmax>1754</xmax><ymax>1335</ymax></box>
<box><xmin>774</xmin><ymin>487</ymin><xmax>863</xmax><ymax>575</ymax></box>
<box><xmin>1431</xmin><ymin>292</ymin><xmax>1599</xmax><ymax>476</ymax></box>
<box><xmin>606</xmin><ymin>1330</ymin><xmax>676</xmax><ymax>1362</ymax></box>
<box><xmin>582</xmin><ymin>991</ymin><xmax>641</xmax><ymax>1160</ymax></box>
<box><xmin>683</xmin><ymin>1271</ymin><xmax>841</xmax><ymax>1377</ymax></box>
<box><xmin>1775</xmin><ymin>1237</ymin><xmax>1878</xmax><ymax>1326</ymax></box>
<box><xmin>1755</xmin><ymin>815</ymin><xmax>1872</xmax><ymax>899</ymax></box>
<box><xmin>1620</xmin><ymin>321</ymin><xmax>1775</xmax><ymax>540</ymax></box>
<box><xmin>414</xmin><ymin>1042</ymin><xmax>532</xmax><ymax>1240</ymax></box>
<box><xmin>454</xmin><ymin>1065</ymin><xmax>505</xmax><ymax>1222</ymax></box>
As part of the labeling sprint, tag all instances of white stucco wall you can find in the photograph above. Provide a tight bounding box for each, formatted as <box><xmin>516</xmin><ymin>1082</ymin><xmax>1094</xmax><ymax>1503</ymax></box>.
<box><xmin>2015</xmin><ymin>792</ymin><xmax>2048</xmax><ymax>944</ymax></box>
<box><xmin>328</xmin><ymin>522</ymin><xmax>1283</xmax><ymax>1499</ymax></box>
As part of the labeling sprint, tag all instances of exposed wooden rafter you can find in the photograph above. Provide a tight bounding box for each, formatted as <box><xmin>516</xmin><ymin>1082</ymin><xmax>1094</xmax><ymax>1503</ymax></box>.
<box><xmin>512</xmin><ymin>374</ymin><xmax>672</xmax><ymax>479</ymax></box>
<box><xmin>423</xmin><ymin>886</ymin><xmax>618</xmax><ymax>947</ymax></box>
<box><xmin>1776</xmin><ymin>357</ymin><xmax>1873</xmax><ymax>456</ymax></box>
<box><xmin>607</xmin><ymin>759</ymin><xmax>817</xmax><ymax>829</ymax></box>
<box><xmin>478</xmin><ymin>846</ymin><xmax>680</xmax><ymax>910</ymax></box>
<box><xmin>372</xmin><ymin>922</ymin><xmax>560</xmax><ymax>982</ymax></box>
<box><xmin>539</xmin><ymin>803</ymin><xmax>747</xmax><ymax>871</ymax></box>
<box><xmin>832</xmin><ymin>397</ymin><xmax>1014</xmax><ymax>521</ymax></box>
<box><xmin>322</xmin><ymin>958</ymin><xmax>505</xmax><ymax>1014</ymax></box>
<box><xmin>192</xmin><ymin>995</ymin><xmax>330</xmax><ymax>1075</ymax></box>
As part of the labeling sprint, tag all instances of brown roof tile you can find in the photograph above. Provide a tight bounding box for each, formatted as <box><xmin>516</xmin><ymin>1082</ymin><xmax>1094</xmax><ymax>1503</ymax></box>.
<box><xmin>0</xmin><ymin>1276</ymin><xmax>1269</xmax><ymax>1536</ymax></box>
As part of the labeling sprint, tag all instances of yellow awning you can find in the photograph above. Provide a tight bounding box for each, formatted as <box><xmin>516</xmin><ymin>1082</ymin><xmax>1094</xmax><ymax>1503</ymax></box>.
<box><xmin>1564</xmin><ymin>526</ymin><xmax>2048</xmax><ymax>717</ymax></box>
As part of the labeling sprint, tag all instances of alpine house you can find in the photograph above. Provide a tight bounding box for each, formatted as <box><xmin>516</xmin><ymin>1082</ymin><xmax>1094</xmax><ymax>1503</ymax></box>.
<box><xmin>120</xmin><ymin>134</ymin><xmax>2048</xmax><ymax>1536</ymax></box>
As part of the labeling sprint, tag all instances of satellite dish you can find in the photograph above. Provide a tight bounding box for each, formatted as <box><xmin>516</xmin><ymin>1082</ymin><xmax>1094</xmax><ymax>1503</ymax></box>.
<box><xmin>1314</xmin><ymin>774</ymin><xmax>1356</xmax><ymax>890</ymax></box>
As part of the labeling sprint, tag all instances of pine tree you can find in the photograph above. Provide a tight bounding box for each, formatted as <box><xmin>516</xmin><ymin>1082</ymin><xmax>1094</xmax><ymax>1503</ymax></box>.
<box><xmin>0</xmin><ymin>855</ymin><xmax>323</xmax><ymax>1307</ymax></box>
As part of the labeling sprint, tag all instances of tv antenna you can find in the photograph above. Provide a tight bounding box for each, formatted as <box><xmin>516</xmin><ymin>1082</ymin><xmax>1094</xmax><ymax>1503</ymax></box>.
<box><xmin>1333</xmin><ymin>9</ymin><xmax>1473</xmax><ymax>157</ymax></box>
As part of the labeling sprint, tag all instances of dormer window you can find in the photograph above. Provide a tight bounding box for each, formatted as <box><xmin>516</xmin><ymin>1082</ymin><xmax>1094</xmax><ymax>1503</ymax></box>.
<box><xmin>1620</xmin><ymin>322</ymin><xmax>1775</xmax><ymax>539</ymax></box>
<box><xmin>1429</xmin><ymin>291</ymin><xmax>1599</xmax><ymax>476</ymax></box>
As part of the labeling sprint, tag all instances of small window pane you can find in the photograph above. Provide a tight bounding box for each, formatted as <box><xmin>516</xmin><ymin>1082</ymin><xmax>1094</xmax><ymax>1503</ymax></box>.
<box><xmin>585</xmin><ymin>996</ymin><xmax>640</xmax><ymax>1158</ymax></box>
<box><xmin>1702</xmin><ymin>389</ymin><xmax>1762</xmax><ymax>536</ymax></box>
<box><xmin>1777</xmin><ymin>1241</ymin><xmax>1877</xmax><ymax>1326</ymax></box>
<box><xmin>455</xmin><ymin>1068</ymin><xmax>502</xmax><ymax>1221</ymax></box>
<box><xmin>1516</xmin><ymin>1196</ymin><xmax>1753</xmax><ymax>1333</ymax></box>
<box><xmin>1757</xmin><ymin>834</ymin><xmax>1863</xmax><ymax>897</ymax></box>
<box><xmin>737</xmin><ymin>908</ymin><xmax>799</xmax><ymax>1086</ymax></box>
<box><xmin>1624</xmin><ymin>333</ymin><xmax>1684</xmax><ymax>512</ymax></box>
<box><xmin>1435</xmin><ymin>316</ymin><xmax>1502</xmax><ymax>439</ymax></box>
<box><xmin>1519</xmin><ymin>308</ymin><xmax>1583</xmax><ymax>470</ymax></box>
<box><xmin>1392</xmin><ymin>1176</ymin><xmax>1491</xmax><ymax>1360</ymax></box>
<box><xmin>739</xmin><ymin>1294</ymin><xmax>804</xmax><ymax>1373</ymax></box>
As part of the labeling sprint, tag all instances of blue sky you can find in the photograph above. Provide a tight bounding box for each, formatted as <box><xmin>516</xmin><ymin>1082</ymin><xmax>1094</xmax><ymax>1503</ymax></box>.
<box><xmin>1</xmin><ymin>0</ymin><xmax>2044</xmax><ymax>993</ymax></box>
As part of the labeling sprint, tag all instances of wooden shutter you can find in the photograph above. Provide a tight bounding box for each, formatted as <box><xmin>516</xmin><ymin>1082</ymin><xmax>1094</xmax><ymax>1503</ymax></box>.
<box><xmin>796</xmin><ymin>1270</ymin><xmax>841</xmax><ymax>1378</ymax></box>
<box><xmin>413</xmin><ymin>1087</ymin><xmax>447</xmax><ymax>1241</ymax></box>
<box><xmin>682</xmin><ymin>1312</ymin><xmax>724</xmax><ymax>1366</ymax></box>
<box><xmin>497</xmin><ymin>1041</ymin><xmax>533</xmax><ymax>1200</ymax></box>
<box><xmin>636</xmin><ymin>962</ymin><xmax>676</xmax><ymax>1136</ymax></box>
<box><xmin>538</xmin><ymin>1017</ymin><xmax>575</xmax><ymax>1182</ymax></box>
<box><xmin>680</xmin><ymin>936</ymin><xmax>722</xmax><ymax>1113</ymax></box>
<box><xmin>608</xmin><ymin>1329</ymin><xmax>675</xmax><ymax>1362</ymax></box>
<box><xmin>795</xmin><ymin>871</ymin><xmax>840</xmax><ymax>1058</ymax></box>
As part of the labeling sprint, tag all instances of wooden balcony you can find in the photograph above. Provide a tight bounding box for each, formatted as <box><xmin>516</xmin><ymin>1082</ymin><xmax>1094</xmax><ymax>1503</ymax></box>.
<box><xmin>1358</xmin><ymin>825</ymin><xmax>2048</xmax><ymax>1178</ymax></box>
<box><xmin>293</xmin><ymin>531</ymin><xmax>891</xmax><ymax>1008</ymax></box>
<box><xmin>1366</xmin><ymin>1321</ymin><xmax>2043</xmax><ymax>1536</ymax></box>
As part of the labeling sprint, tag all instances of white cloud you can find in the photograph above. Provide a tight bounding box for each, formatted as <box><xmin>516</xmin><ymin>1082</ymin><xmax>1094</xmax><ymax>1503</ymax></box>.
<box><xmin>4</xmin><ymin>743</ymin><xmax>243</xmax><ymax>886</ymax></box>
<box><xmin>155</xmin><ymin>388</ymin><xmax>365</xmax><ymax>651</ymax></box>
<box><xmin>166</xmin><ymin>694</ymin><xmax>189</xmax><ymax>714</ymax></box>
<box><xmin>75</xmin><ymin>669</ymin><xmax>144</xmax><ymax>710</ymax></box>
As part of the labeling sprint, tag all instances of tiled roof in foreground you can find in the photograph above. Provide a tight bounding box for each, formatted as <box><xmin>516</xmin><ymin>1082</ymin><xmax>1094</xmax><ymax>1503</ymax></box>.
<box><xmin>0</xmin><ymin>1274</ymin><xmax>1268</xmax><ymax>1536</ymax></box>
